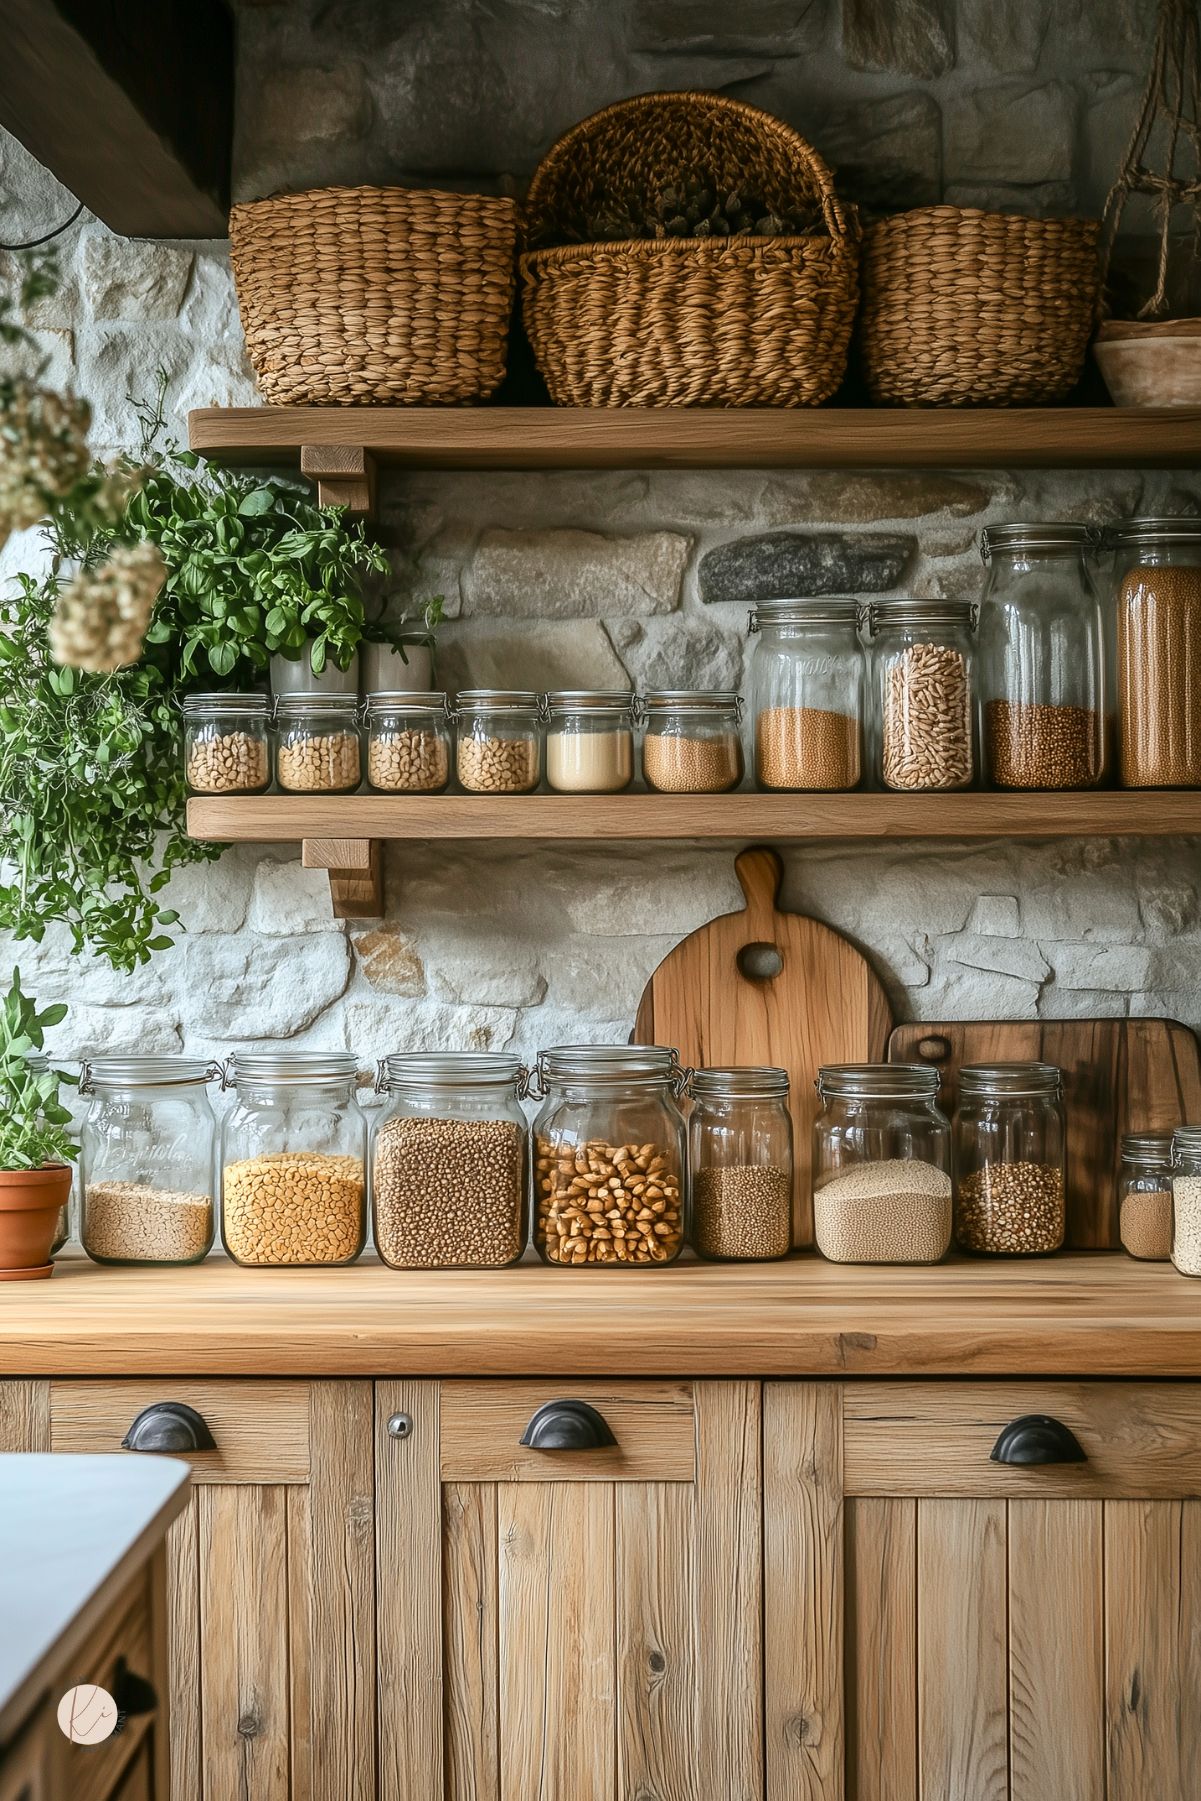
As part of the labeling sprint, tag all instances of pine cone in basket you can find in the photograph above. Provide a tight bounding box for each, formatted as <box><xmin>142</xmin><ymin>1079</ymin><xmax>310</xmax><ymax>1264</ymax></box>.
<box><xmin>570</xmin><ymin>169</ymin><xmax>816</xmax><ymax>244</ymax></box>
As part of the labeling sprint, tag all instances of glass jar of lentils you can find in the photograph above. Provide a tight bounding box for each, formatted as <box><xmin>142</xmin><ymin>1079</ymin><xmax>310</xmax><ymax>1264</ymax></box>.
<box><xmin>1119</xmin><ymin>1130</ymin><xmax>1174</xmax><ymax>1262</ymax></box>
<box><xmin>455</xmin><ymin>690</ymin><xmax>542</xmax><ymax>794</ymax></box>
<box><xmin>1111</xmin><ymin>517</ymin><xmax>1201</xmax><ymax>788</ymax></box>
<box><xmin>747</xmin><ymin>598</ymin><xmax>865</xmax><ymax>791</ymax></box>
<box><xmin>953</xmin><ymin>1062</ymin><xmax>1066</xmax><ymax>1255</ymax></box>
<box><xmin>275</xmin><ymin>694</ymin><xmax>362</xmax><ymax>793</ymax></box>
<box><xmin>642</xmin><ymin>691</ymin><xmax>744</xmax><ymax>793</ymax></box>
<box><xmin>531</xmin><ymin>1045</ymin><xmax>686</xmax><ymax>1267</ymax></box>
<box><xmin>182</xmin><ymin>693</ymin><xmax>272</xmax><ymax>794</ymax></box>
<box><xmin>812</xmin><ymin>1064</ymin><xmax>952</xmax><ymax>1264</ymax></box>
<box><xmin>867</xmin><ymin>599</ymin><xmax>977</xmax><ymax>791</ymax></box>
<box><xmin>687</xmin><ymin>1066</ymin><xmax>792</xmax><ymax>1261</ymax></box>
<box><xmin>365</xmin><ymin>691</ymin><xmax>451</xmax><ymax>793</ymax></box>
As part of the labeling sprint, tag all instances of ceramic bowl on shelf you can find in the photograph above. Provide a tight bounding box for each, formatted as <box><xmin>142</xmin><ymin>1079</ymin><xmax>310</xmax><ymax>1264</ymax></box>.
<box><xmin>1094</xmin><ymin>318</ymin><xmax>1201</xmax><ymax>407</ymax></box>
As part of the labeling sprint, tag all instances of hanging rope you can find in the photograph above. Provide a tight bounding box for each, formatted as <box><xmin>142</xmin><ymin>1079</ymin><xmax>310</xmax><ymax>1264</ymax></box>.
<box><xmin>1102</xmin><ymin>0</ymin><xmax>1201</xmax><ymax>318</ymax></box>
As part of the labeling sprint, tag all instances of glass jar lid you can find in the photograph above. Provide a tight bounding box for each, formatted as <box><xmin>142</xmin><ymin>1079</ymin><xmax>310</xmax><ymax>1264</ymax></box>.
<box><xmin>378</xmin><ymin>1052</ymin><xmax>523</xmax><ymax>1093</ymax></box>
<box><xmin>81</xmin><ymin>1056</ymin><xmax>217</xmax><ymax>1091</ymax></box>
<box><xmin>816</xmin><ymin>1063</ymin><xmax>940</xmax><ymax>1099</ymax></box>
<box><xmin>980</xmin><ymin>523</ymin><xmax>1096</xmax><ymax>561</ymax></box>
<box><xmin>1121</xmin><ymin>1129</ymin><xmax>1175</xmax><ymax>1166</ymax></box>
<box><xmin>958</xmin><ymin>1061</ymin><xmax>1062</xmax><ymax>1098</ymax></box>
<box><xmin>456</xmin><ymin>689</ymin><xmax>540</xmax><ymax>713</ymax></box>
<box><xmin>1110</xmin><ymin>516</ymin><xmax>1201</xmax><ymax>549</ymax></box>
<box><xmin>364</xmin><ymin>690</ymin><xmax>448</xmax><ymax>714</ymax></box>
<box><xmin>866</xmin><ymin>598</ymin><xmax>976</xmax><ymax>633</ymax></box>
<box><xmin>274</xmin><ymin>692</ymin><xmax>360</xmax><ymax>714</ymax></box>
<box><xmin>644</xmin><ymin>690</ymin><xmax>742</xmax><ymax>713</ymax></box>
<box><xmin>181</xmin><ymin>692</ymin><xmax>270</xmax><ymax>717</ymax></box>
<box><xmin>226</xmin><ymin>1050</ymin><xmax>359</xmax><ymax>1088</ymax></box>
<box><xmin>542</xmin><ymin>690</ymin><xmax>635</xmax><ymax>718</ymax></box>
<box><xmin>1172</xmin><ymin>1125</ymin><xmax>1201</xmax><ymax>1158</ymax></box>
<box><xmin>749</xmin><ymin>597</ymin><xmax>860</xmax><ymax>631</ymax></box>
<box><xmin>538</xmin><ymin>1043</ymin><xmax>679</xmax><ymax>1087</ymax></box>
<box><xmin>690</xmin><ymin>1065</ymin><xmax>789</xmax><ymax>1099</ymax></box>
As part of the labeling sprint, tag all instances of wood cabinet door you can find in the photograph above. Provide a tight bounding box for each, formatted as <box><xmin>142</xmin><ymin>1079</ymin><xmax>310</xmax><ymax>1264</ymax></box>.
<box><xmin>376</xmin><ymin>1378</ymin><xmax>764</xmax><ymax>1801</ymax></box>
<box><xmin>2</xmin><ymin>1378</ymin><xmax>375</xmax><ymax>1801</ymax></box>
<box><xmin>765</xmin><ymin>1381</ymin><xmax>1201</xmax><ymax>1801</ymax></box>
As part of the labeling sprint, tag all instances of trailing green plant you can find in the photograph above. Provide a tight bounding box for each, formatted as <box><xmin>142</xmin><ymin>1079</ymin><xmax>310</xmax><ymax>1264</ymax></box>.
<box><xmin>0</xmin><ymin>968</ymin><xmax>76</xmax><ymax>1170</ymax></box>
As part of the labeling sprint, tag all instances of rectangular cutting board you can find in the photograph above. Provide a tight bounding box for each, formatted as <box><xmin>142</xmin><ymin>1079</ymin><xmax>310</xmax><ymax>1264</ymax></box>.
<box><xmin>634</xmin><ymin>846</ymin><xmax>893</xmax><ymax>1246</ymax></box>
<box><xmin>887</xmin><ymin>1017</ymin><xmax>1201</xmax><ymax>1248</ymax></box>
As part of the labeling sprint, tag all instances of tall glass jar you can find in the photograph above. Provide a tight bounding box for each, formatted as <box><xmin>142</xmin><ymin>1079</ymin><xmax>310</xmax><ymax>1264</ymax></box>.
<box><xmin>531</xmin><ymin>1045</ymin><xmax>685</xmax><ymax>1266</ymax></box>
<box><xmin>1171</xmin><ymin>1125</ymin><xmax>1201</xmax><ymax>1275</ymax></box>
<box><xmin>687</xmin><ymin>1066</ymin><xmax>792</xmax><ymax>1262</ymax></box>
<box><xmin>953</xmin><ymin>1062</ymin><xmax>1065</xmax><ymax>1255</ymax></box>
<box><xmin>1119</xmin><ymin>1130</ymin><xmax>1174</xmax><ymax>1262</ymax></box>
<box><xmin>79</xmin><ymin>1057</ymin><xmax>217</xmax><ymax>1266</ymax></box>
<box><xmin>1112</xmin><ymin>518</ymin><xmax>1201</xmax><ymax>788</ymax></box>
<box><xmin>182</xmin><ymin>694</ymin><xmax>271</xmax><ymax>795</ymax></box>
<box><xmin>365</xmin><ymin>691</ymin><xmax>451</xmax><ymax>793</ymax></box>
<box><xmin>371</xmin><ymin>1053</ymin><xmax>528</xmax><ymax>1268</ymax></box>
<box><xmin>275</xmin><ymin>694</ymin><xmax>362</xmax><ymax>793</ymax></box>
<box><xmin>747</xmin><ymin>598</ymin><xmax>865</xmax><ymax>791</ymax></box>
<box><xmin>867</xmin><ymin>599</ymin><xmax>977</xmax><ymax>791</ymax></box>
<box><xmin>641</xmin><ymin>691</ymin><xmax>744</xmax><ymax>793</ymax></box>
<box><xmin>978</xmin><ymin>524</ymin><xmax>1108</xmax><ymax>790</ymax></box>
<box><xmin>812</xmin><ymin>1065</ymin><xmax>951</xmax><ymax>1264</ymax></box>
<box><xmin>455</xmin><ymin>690</ymin><xmax>542</xmax><ymax>794</ymax></box>
<box><xmin>220</xmin><ymin>1052</ymin><xmax>366</xmax><ymax>1267</ymax></box>
<box><xmin>543</xmin><ymin>691</ymin><xmax>635</xmax><ymax>794</ymax></box>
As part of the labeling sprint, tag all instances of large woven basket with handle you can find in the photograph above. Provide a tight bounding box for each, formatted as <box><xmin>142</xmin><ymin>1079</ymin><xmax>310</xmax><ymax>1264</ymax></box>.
<box><xmin>519</xmin><ymin>92</ymin><xmax>859</xmax><ymax>408</ymax></box>
<box><xmin>859</xmin><ymin>205</ymin><xmax>1101</xmax><ymax>407</ymax></box>
<box><xmin>229</xmin><ymin>185</ymin><xmax>518</xmax><ymax>406</ymax></box>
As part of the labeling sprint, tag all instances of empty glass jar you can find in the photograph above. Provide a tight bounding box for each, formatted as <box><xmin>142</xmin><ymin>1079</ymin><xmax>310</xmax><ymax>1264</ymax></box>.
<box><xmin>371</xmin><ymin>1053</ymin><xmax>528</xmax><ymax>1268</ymax></box>
<box><xmin>79</xmin><ymin>1057</ymin><xmax>217</xmax><ymax>1265</ymax></box>
<box><xmin>532</xmin><ymin>1045</ymin><xmax>685</xmax><ymax>1266</ymax></box>
<box><xmin>1119</xmin><ymin>1130</ymin><xmax>1174</xmax><ymax>1262</ymax></box>
<box><xmin>688</xmin><ymin>1066</ymin><xmax>792</xmax><ymax>1261</ymax></box>
<box><xmin>182</xmin><ymin>693</ymin><xmax>271</xmax><ymax>795</ymax></box>
<box><xmin>275</xmin><ymin>694</ymin><xmax>362</xmax><ymax>793</ymax></box>
<box><xmin>543</xmin><ymin>691</ymin><xmax>636</xmax><ymax>794</ymax></box>
<box><xmin>220</xmin><ymin>1052</ymin><xmax>367</xmax><ymax>1267</ymax></box>
<box><xmin>867</xmin><ymin>599</ymin><xmax>977</xmax><ymax>791</ymax></box>
<box><xmin>953</xmin><ymin>1062</ymin><xmax>1065</xmax><ymax>1255</ymax></box>
<box><xmin>455</xmin><ymin>690</ymin><xmax>542</xmax><ymax>794</ymax></box>
<box><xmin>641</xmin><ymin>691</ymin><xmax>744</xmax><ymax>793</ymax></box>
<box><xmin>1112</xmin><ymin>518</ymin><xmax>1201</xmax><ymax>788</ymax></box>
<box><xmin>1171</xmin><ymin>1126</ymin><xmax>1201</xmax><ymax>1275</ymax></box>
<box><xmin>365</xmin><ymin>691</ymin><xmax>451</xmax><ymax>793</ymax></box>
<box><xmin>747</xmin><ymin>598</ymin><xmax>865</xmax><ymax>791</ymax></box>
<box><xmin>812</xmin><ymin>1064</ymin><xmax>951</xmax><ymax>1264</ymax></box>
<box><xmin>978</xmin><ymin>523</ymin><xmax>1108</xmax><ymax>790</ymax></box>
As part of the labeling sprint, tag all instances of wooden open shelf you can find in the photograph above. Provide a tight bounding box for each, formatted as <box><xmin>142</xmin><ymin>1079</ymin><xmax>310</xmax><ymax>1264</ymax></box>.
<box><xmin>187</xmin><ymin>405</ymin><xmax>1201</xmax><ymax>471</ymax></box>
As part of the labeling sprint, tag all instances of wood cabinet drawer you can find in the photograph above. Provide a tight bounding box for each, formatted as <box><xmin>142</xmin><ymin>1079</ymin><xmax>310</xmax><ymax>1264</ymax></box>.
<box><xmin>845</xmin><ymin>1381</ymin><xmax>1201</xmax><ymax>1497</ymax></box>
<box><xmin>47</xmin><ymin>1578</ymin><xmax>154</xmax><ymax>1801</ymax></box>
<box><xmin>438</xmin><ymin>1379</ymin><xmax>695</xmax><ymax>1481</ymax></box>
<box><xmin>50</xmin><ymin>1380</ymin><xmax>310</xmax><ymax>1483</ymax></box>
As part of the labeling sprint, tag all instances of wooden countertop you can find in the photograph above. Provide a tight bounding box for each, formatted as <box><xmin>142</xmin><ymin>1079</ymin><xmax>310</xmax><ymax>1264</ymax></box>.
<box><xmin>2</xmin><ymin>1251</ymin><xmax>1199</xmax><ymax>1378</ymax></box>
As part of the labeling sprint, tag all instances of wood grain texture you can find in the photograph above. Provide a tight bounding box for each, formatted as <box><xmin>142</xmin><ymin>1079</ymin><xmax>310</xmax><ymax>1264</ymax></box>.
<box><xmin>443</xmin><ymin>1483</ymin><xmax>499</xmax><ymax>1801</ymax></box>
<box><xmin>148</xmin><ymin>1542</ymin><xmax>170</xmax><ymax>1801</ymax></box>
<box><xmin>375</xmin><ymin>1380</ymin><xmax>443</xmax><ymax>1801</ymax></box>
<box><xmin>1104</xmin><ymin>1499</ymin><xmax>1201</xmax><ymax>1801</ymax></box>
<box><xmin>889</xmin><ymin>1016</ymin><xmax>1201</xmax><ymax>1248</ymax></box>
<box><xmin>636</xmin><ymin>847</ymin><xmax>891</xmax><ymax>1244</ymax></box>
<box><xmin>305</xmin><ymin>1381</ymin><xmax>376</xmax><ymax>1801</ymax></box>
<box><xmin>299</xmin><ymin>444</ymin><xmax>377</xmax><ymax>515</ymax></box>
<box><xmin>49</xmin><ymin>1377</ymin><xmax>311</xmax><ymax>1480</ymax></box>
<box><xmin>0</xmin><ymin>1379</ymin><xmax>49</xmax><ymax>1450</ymax></box>
<box><xmin>1008</xmin><ymin>1500</ymin><xmax>1104</xmax><ymax>1801</ymax></box>
<box><xmin>287</xmin><ymin>1486</ymin><xmax>313</xmax><ymax>1801</ymax></box>
<box><xmin>198</xmin><ymin>1484</ymin><xmax>291</xmax><ymax>1800</ymax></box>
<box><xmin>165</xmin><ymin>1504</ymin><xmax>201</xmax><ymax>1801</ymax></box>
<box><xmin>844</xmin><ymin>1381</ymin><xmax>1201</xmax><ymax>1498</ymax></box>
<box><xmin>917</xmin><ymin>1500</ymin><xmax>1009</xmax><ymax>1801</ymax></box>
<box><xmin>187</xmin><ymin>404</ymin><xmax>1201</xmax><ymax>470</ymax></box>
<box><xmin>439</xmin><ymin>1379</ymin><xmax>694</xmax><ymax>1482</ymax></box>
<box><xmin>46</xmin><ymin>1583</ymin><xmax>153</xmax><ymax>1801</ymax></box>
<box><xmin>12</xmin><ymin>1251</ymin><xmax>1201</xmax><ymax>1378</ymax></box>
<box><xmin>845</xmin><ymin>1497</ymin><xmax>917</xmax><ymax>1801</ymax></box>
<box><xmin>694</xmin><ymin>1381</ymin><xmax>763</xmax><ymax>1801</ymax></box>
<box><xmin>615</xmin><ymin>1481</ymin><xmax>695</xmax><ymax>1801</ymax></box>
<box><xmin>302</xmin><ymin>838</ymin><xmax>383</xmax><ymax>918</ymax></box>
<box><xmin>764</xmin><ymin>1382</ymin><xmax>842</xmax><ymax>1801</ymax></box>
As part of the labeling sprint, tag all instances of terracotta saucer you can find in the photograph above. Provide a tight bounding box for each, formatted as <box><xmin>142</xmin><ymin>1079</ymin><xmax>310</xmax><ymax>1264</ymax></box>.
<box><xmin>0</xmin><ymin>1262</ymin><xmax>53</xmax><ymax>1281</ymax></box>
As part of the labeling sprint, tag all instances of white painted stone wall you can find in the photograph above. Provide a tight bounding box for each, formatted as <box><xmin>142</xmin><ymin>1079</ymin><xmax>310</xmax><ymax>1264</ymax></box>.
<box><xmin>2</xmin><ymin>124</ymin><xmax>1200</xmax><ymax>1090</ymax></box>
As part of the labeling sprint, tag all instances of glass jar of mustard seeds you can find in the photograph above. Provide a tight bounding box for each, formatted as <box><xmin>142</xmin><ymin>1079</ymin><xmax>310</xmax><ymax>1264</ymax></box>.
<box><xmin>641</xmin><ymin>691</ymin><xmax>745</xmax><ymax>793</ymax></box>
<box><xmin>812</xmin><ymin>1064</ymin><xmax>951</xmax><ymax>1264</ymax></box>
<box><xmin>365</xmin><ymin>691</ymin><xmax>451</xmax><ymax>793</ymax></box>
<box><xmin>953</xmin><ymin>1062</ymin><xmax>1066</xmax><ymax>1256</ymax></box>
<box><xmin>747</xmin><ymin>598</ymin><xmax>865</xmax><ymax>791</ymax></box>
<box><xmin>542</xmin><ymin>691</ymin><xmax>636</xmax><ymax>794</ymax></box>
<box><xmin>687</xmin><ymin>1066</ymin><xmax>792</xmax><ymax>1261</ymax></box>
<box><xmin>274</xmin><ymin>694</ymin><xmax>362</xmax><ymax>793</ymax></box>
<box><xmin>455</xmin><ymin>690</ymin><xmax>542</xmax><ymax>794</ymax></box>
<box><xmin>182</xmin><ymin>693</ymin><xmax>272</xmax><ymax>795</ymax></box>
<box><xmin>1119</xmin><ymin>1130</ymin><xmax>1174</xmax><ymax>1262</ymax></box>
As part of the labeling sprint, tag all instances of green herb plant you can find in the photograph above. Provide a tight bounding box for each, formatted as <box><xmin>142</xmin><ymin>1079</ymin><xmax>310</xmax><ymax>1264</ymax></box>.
<box><xmin>0</xmin><ymin>968</ymin><xmax>76</xmax><ymax>1170</ymax></box>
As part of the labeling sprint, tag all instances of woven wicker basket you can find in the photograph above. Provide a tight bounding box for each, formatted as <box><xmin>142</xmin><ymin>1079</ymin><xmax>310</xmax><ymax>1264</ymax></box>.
<box><xmin>520</xmin><ymin>93</ymin><xmax>859</xmax><ymax>408</ymax></box>
<box><xmin>229</xmin><ymin>185</ymin><xmax>518</xmax><ymax>406</ymax></box>
<box><xmin>859</xmin><ymin>206</ymin><xmax>1101</xmax><ymax>407</ymax></box>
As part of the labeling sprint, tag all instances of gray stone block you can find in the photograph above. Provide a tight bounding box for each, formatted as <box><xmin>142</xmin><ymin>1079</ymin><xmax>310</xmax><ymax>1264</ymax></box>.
<box><xmin>698</xmin><ymin>531</ymin><xmax>914</xmax><ymax>604</ymax></box>
<box><xmin>843</xmin><ymin>0</ymin><xmax>954</xmax><ymax>77</ymax></box>
<box><xmin>437</xmin><ymin>618</ymin><xmax>630</xmax><ymax>692</ymax></box>
<box><xmin>466</xmin><ymin>528</ymin><xmax>688</xmax><ymax>617</ymax></box>
<box><xmin>82</xmin><ymin>234</ymin><xmax>192</xmax><ymax>322</ymax></box>
<box><xmin>630</xmin><ymin>0</ymin><xmax>826</xmax><ymax>54</ymax></box>
<box><xmin>945</xmin><ymin>81</ymin><xmax>1078</xmax><ymax>188</ymax></box>
<box><xmin>958</xmin><ymin>0</ymin><xmax>1052</xmax><ymax>73</ymax></box>
<box><xmin>818</xmin><ymin>91</ymin><xmax>941</xmax><ymax>213</ymax></box>
<box><xmin>606</xmin><ymin>616</ymin><xmax>743</xmax><ymax>692</ymax></box>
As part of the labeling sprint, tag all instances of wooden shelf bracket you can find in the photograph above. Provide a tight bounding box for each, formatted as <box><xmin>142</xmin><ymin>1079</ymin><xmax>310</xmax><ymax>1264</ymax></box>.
<box><xmin>302</xmin><ymin>838</ymin><xmax>383</xmax><ymax>919</ymax></box>
<box><xmin>299</xmin><ymin>444</ymin><xmax>377</xmax><ymax>515</ymax></box>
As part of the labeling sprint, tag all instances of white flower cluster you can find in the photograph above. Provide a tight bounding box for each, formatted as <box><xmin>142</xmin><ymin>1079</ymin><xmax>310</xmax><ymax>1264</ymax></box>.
<box><xmin>0</xmin><ymin>379</ymin><xmax>91</xmax><ymax>549</ymax></box>
<box><xmin>50</xmin><ymin>542</ymin><xmax>167</xmax><ymax>674</ymax></box>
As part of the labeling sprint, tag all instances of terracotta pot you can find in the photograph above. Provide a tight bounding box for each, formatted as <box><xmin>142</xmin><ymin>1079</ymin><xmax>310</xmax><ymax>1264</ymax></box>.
<box><xmin>1094</xmin><ymin>318</ymin><xmax>1201</xmax><ymax>407</ymax></box>
<box><xmin>0</xmin><ymin>1164</ymin><xmax>73</xmax><ymax>1279</ymax></box>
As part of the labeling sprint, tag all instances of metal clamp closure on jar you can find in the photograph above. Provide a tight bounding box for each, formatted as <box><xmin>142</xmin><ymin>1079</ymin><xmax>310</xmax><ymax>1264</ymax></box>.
<box><xmin>866</xmin><ymin>598</ymin><xmax>978</xmax><ymax>634</ymax></box>
<box><xmin>80</xmin><ymin>1056</ymin><xmax>220</xmax><ymax>1096</ymax></box>
<box><xmin>222</xmin><ymin>1050</ymin><xmax>360</xmax><ymax>1091</ymax></box>
<box><xmin>529</xmin><ymin>1043</ymin><xmax>688</xmax><ymax>1101</ymax></box>
<box><xmin>643</xmin><ymin>689</ymin><xmax>743</xmax><ymax>722</ymax></box>
<box><xmin>957</xmin><ymin>1061</ymin><xmax>1062</xmax><ymax>1098</ymax></box>
<box><xmin>687</xmin><ymin>1065</ymin><xmax>789</xmax><ymax>1099</ymax></box>
<box><xmin>815</xmin><ymin>1063</ymin><xmax>941</xmax><ymax>1100</ymax></box>
<box><xmin>374</xmin><ymin>1052</ymin><xmax>528</xmax><ymax>1095</ymax></box>
<box><xmin>747</xmin><ymin>596</ymin><xmax>862</xmax><ymax>633</ymax></box>
<box><xmin>979</xmin><ymin>522</ymin><xmax>1101</xmax><ymax>564</ymax></box>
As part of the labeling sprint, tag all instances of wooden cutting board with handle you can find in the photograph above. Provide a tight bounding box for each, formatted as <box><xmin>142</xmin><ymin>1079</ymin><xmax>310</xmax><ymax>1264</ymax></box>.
<box><xmin>634</xmin><ymin>846</ymin><xmax>893</xmax><ymax>1246</ymax></box>
<box><xmin>887</xmin><ymin>1017</ymin><xmax>1201</xmax><ymax>1248</ymax></box>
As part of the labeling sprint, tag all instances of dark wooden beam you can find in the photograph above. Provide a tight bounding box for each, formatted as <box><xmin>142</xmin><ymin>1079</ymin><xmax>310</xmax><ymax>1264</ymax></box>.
<box><xmin>0</xmin><ymin>0</ymin><xmax>233</xmax><ymax>238</ymax></box>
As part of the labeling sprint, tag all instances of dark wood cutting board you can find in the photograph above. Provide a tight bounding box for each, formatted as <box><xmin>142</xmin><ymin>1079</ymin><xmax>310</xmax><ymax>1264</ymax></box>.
<box><xmin>887</xmin><ymin>1017</ymin><xmax>1201</xmax><ymax>1248</ymax></box>
<box><xmin>634</xmin><ymin>846</ymin><xmax>893</xmax><ymax>1246</ymax></box>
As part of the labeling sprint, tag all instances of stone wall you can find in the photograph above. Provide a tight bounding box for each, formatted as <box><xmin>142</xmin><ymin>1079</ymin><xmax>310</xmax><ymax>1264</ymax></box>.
<box><xmin>2</xmin><ymin>1</ymin><xmax>1199</xmax><ymax>1092</ymax></box>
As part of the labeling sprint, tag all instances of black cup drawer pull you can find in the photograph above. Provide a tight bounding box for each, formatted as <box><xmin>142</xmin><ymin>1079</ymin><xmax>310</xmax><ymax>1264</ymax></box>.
<box><xmin>990</xmin><ymin>1413</ymin><xmax>1087</xmax><ymax>1467</ymax></box>
<box><xmin>122</xmin><ymin>1400</ymin><xmax>216</xmax><ymax>1454</ymax></box>
<box><xmin>520</xmin><ymin>1400</ymin><xmax>617</xmax><ymax>1451</ymax></box>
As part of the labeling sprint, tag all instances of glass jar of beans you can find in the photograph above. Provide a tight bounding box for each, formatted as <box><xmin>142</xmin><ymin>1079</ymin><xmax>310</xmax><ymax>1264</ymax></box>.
<box><xmin>642</xmin><ymin>691</ymin><xmax>744</xmax><ymax>793</ymax></box>
<box><xmin>867</xmin><ymin>599</ymin><xmax>978</xmax><ymax>791</ymax></box>
<box><xmin>543</xmin><ymin>691</ymin><xmax>636</xmax><ymax>794</ymax></box>
<box><xmin>1111</xmin><ymin>517</ymin><xmax>1201</xmax><ymax>788</ymax></box>
<box><xmin>220</xmin><ymin>1052</ymin><xmax>367</xmax><ymax>1267</ymax></box>
<box><xmin>275</xmin><ymin>694</ymin><xmax>362</xmax><ymax>793</ymax></box>
<box><xmin>371</xmin><ymin>1053</ymin><xmax>529</xmax><ymax>1268</ymax></box>
<box><xmin>182</xmin><ymin>693</ymin><xmax>271</xmax><ymax>794</ymax></box>
<box><xmin>531</xmin><ymin>1045</ymin><xmax>686</xmax><ymax>1267</ymax></box>
<box><xmin>365</xmin><ymin>691</ymin><xmax>451</xmax><ymax>793</ymax></box>
<box><xmin>79</xmin><ymin>1057</ymin><xmax>218</xmax><ymax>1266</ymax></box>
<box><xmin>1119</xmin><ymin>1130</ymin><xmax>1174</xmax><ymax>1262</ymax></box>
<box><xmin>455</xmin><ymin>690</ymin><xmax>542</xmax><ymax>794</ymax></box>
<box><xmin>1171</xmin><ymin>1126</ymin><xmax>1201</xmax><ymax>1275</ymax></box>
<box><xmin>747</xmin><ymin>598</ymin><xmax>865</xmax><ymax>791</ymax></box>
<box><xmin>687</xmin><ymin>1066</ymin><xmax>792</xmax><ymax>1261</ymax></box>
<box><xmin>812</xmin><ymin>1065</ymin><xmax>952</xmax><ymax>1264</ymax></box>
<box><xmin>953</xmin><ymin>1062</ymin><xmax>1066</xmax><ymax>1256</ymax></box>
<box><xmin>978</xmin><ymin>523</ymin><xmax>1109</xmax><ymax>790</ymax></box>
